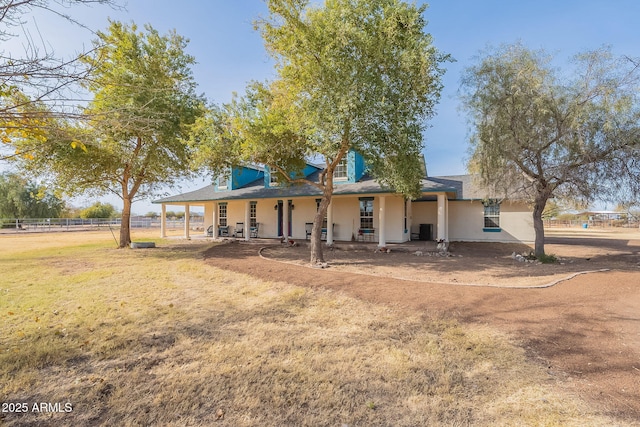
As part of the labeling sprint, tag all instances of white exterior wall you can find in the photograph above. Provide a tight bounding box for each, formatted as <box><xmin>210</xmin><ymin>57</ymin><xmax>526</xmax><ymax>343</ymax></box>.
<box><xmin>410</xmin><ymin>201</ymin><xmax>437</xmax><ymax>238</ymax></box>
<box><xmin>379</xmin><ymin>195</ymin><xmax>409</xmax><ymax>243</ymax></box>
<box><xmin>448</xmin><ymin>200</ymin><xmax>534</xmax><ymax>243</ymax></box>
<box><xmin>181</xmin><ymin>195</ymin><xmax>533</xmax><ymax>244</ymax></box>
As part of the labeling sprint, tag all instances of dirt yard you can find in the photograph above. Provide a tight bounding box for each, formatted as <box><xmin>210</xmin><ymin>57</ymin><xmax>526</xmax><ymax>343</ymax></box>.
<box><xmin>204</xmin><ymin>228</ymin><xmax>640</xmax><ymax>422</ymax></box>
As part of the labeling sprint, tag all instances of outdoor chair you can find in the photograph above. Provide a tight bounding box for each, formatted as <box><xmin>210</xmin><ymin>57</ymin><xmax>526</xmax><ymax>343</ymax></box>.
<box><xmin>305</xmin><ymin>222</ymin><xmax>313</xmax><ymax>240</ymax></box>
<box><xmin>218</xmin><ymin>225</ymin><xmax>229</xmax><ymax>237</ymax></box>
<box><xmin>250</xmin><ymin>223</ymin><xmax>259</xmax><ymax>238</ymax></box>
<box><xmin>357</xmin><ymin>228</ymin><xmax>375</xmax><ymax>242</ymax></box>
<box><xmin>234</xmin><ymin>222</ymin><xmax>244</xmax><ymax>238</ymax></box>
<box><xmin>206</xmin><ymin>225</ymin><xmax>213</xmax><ymax>237</ymax></box>
<box><xmin>321</xmin><ymin>223</ymin><xmax>334</xmax><ymax>241</ymax></box>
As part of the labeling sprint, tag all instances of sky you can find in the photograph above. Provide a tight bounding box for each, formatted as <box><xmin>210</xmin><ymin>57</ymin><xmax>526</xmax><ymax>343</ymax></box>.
<box><xmin>4</xmin><ymin>0</ymin><xmax>640</xmax><ymax>214</ymax></box>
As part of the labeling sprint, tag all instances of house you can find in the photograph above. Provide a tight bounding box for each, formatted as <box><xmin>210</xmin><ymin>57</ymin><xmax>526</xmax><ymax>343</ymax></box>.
<box><xmin>153</xmin><ymin>151</ymin><xmax>534</xmax><ymax>245</ymax></box>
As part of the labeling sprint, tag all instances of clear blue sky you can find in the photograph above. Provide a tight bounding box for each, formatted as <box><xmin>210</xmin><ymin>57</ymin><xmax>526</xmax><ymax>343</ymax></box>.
<box><xmin>5</xmin><ymin>0</ymin><xmax>640</xmax><ymax>213</ymax></box>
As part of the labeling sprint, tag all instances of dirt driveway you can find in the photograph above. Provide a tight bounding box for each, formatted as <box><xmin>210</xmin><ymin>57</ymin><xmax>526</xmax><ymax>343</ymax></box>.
<box><xmin>203</xmin><ymin>229</ymin><xmax>640</xmax><ymax>422</ymax></box>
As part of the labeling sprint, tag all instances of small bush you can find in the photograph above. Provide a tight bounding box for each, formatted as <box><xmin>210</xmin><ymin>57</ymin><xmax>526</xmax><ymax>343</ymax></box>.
<box><xmin>537</xmin><ymin>253</ymin><xmax>558</xmax><ymax>264</ymax></box>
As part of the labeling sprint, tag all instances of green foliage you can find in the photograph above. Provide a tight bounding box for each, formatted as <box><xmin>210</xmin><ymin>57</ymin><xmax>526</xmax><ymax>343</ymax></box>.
<box><xmin>537</xmin><ymin>253</ymin><xmax>558</xmax><ymax>264</ymax></box>
<box><xmin>461</xmin><ymin>43</ymin><xmax>640</xmax><ymax>255</ymax></box>
<box><xmin>12</xmin><ymin>21</ymin><xmax>205</xmax><ymax>247</ymax></box>
<box><xmin>79</xmin><ymin>202</ymin><xmax>117</xmax><ymax>219</ymax></box>
<box><xmin>191</xmin><ymin>0</ymin><xmax>449</xmax><ymax>263</ymax></box>
<box><xmin>0</xmin><ymin>172</ymin><xmax>65</xmax><ymax>218</ymax></box>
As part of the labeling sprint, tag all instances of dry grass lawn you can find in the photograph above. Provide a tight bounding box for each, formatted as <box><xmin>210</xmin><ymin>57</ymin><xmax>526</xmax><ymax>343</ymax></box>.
<box><xmin>0</xmin><ymin>231</ymin><xmax>622</xmax><ymax>426</ymax></box>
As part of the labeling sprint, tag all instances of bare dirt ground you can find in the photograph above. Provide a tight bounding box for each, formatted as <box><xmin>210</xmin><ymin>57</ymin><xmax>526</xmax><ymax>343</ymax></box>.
<box><xmin>203</xmin><ymin>228</ymin><xmax>640</xmax><ymax>423</ymax></box>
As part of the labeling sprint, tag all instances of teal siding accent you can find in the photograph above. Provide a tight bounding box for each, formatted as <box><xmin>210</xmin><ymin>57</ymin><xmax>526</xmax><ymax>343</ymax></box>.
<box><xmin>232</xmin><ymin>166</ymin><xmax>263</xmax><ymax>189</ymax></box>
<box><xmin>483</xmin><ymin>227</ymin><xmax>502</xmax><ymax>232</ymax></box>
<box><xmin>353</xmin><ymin>150</ymin><xmax>366</xmax><ymax>182</ymax></box>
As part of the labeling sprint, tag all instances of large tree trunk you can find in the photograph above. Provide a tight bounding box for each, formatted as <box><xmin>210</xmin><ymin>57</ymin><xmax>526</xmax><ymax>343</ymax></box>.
<box><xmin>532</xmin><ymin>192</ymin><xmax>550</xmax><ymax>257</ymax></box>
<box><xmin>310</xmin><ymin>191</ymin><xmax>332</xmax><ymax>265</ymax></box>
<box><xmin>119</xmin><ymin>197</ymin><xmax>133</xmax><ymax>248</ymax></box>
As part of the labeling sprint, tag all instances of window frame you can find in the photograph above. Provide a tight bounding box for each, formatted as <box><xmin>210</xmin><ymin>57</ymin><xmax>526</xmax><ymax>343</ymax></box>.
<box><xmin>334</xmin><ymin>156</ymin><xmax>348</xmax><ymax>180</ymax></box>
<box><xmin>483</xmin><ymin>200</ymin><xmax>501</xmax><ymax>231</ymax></box>
<box><xmin>218</xmin><ymin>203</ymin><xmax>227</xmax><ymax>227</ymax></box>
<box><xmin>359</xmin><ymin>198</ymin><xmax>374</xmax><ymax>230</ymax></box>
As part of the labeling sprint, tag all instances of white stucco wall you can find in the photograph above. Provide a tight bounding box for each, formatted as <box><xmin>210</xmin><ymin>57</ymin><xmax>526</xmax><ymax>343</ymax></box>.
<box><xmin>447</xmin><ymin>200</ymin><xmax>534</xmax><ymax>243</ymax></box>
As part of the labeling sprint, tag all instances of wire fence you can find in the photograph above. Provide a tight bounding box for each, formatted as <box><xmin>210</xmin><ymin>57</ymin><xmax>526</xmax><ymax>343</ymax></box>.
<box><xmin>0</xmin><ymin>217</ymin><xmax>205</xmax><ymax>233</ymax></box>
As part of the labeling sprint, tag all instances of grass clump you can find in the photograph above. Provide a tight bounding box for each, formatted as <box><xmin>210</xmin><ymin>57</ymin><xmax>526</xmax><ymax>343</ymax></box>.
<box><xmin>0</xmin><ymin>231</ymin><xmax>619</xmax><ymax>426</ymax></box>
<box><xmin>537</xmin><ymin>253</ymin><xmax>559</xmax><ymax>264</ymax></box>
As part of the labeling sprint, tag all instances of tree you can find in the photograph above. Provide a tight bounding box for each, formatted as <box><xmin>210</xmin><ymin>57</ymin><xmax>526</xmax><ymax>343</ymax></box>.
<box><xmin>461</xmin><ymin>44</ymin><xmax>640</xmax><ymax>257</ymax></box>
<box><xmin>13</xmin><ymin>21</ymin><xmax>205</xmax><ymax>247</ymax></box>
<box><xmin>1</xmin><ymin>0</ymin><xmax>121</xmax><ymax>160</ymax></box>
<box><xmin>79</xmin><ymin>202</ymin><xmax>116</xmax><ymax>219</ymax></box>
<box><xmin>193</xmin><ymin>0</ymin><xmax>448</xmax><ymax>265</ymax></box>
<box><xmin>0</xmin><ymin>172</ymin><xmax>65</xmax><ymax>218</ymax></box>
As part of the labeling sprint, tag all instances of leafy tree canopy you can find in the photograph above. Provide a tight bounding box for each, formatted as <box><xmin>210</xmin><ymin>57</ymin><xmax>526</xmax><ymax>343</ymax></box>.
<box><xmin>12</xmin><ymin>21</ymin><xmax>205</xmax><ymax>247</ymax></box>
<box><xmin>192</xmin><ymin>0</ymin><xmax>449</xmax><ymax>264</ymax></box>
<box><xmin>461</xmin><ymin>43</ymin><xmax>640</xmax><ymax>256</ymax></box>
<box><xmin>0</xmin><ymin>172</ymin><xmax>65</xmax><ymax>218</ymax></box>
<box><xmin>79</xmin><ymin>202</ymin><xmax>117</xmax><ymax>219</ymax></box>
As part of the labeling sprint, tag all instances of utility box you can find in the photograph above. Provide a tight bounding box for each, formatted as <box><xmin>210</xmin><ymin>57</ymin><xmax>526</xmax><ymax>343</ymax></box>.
<box><xmin>419</xmin><ymin>224</ymin><xmax>433</xmax><ymax>241</ymax></box>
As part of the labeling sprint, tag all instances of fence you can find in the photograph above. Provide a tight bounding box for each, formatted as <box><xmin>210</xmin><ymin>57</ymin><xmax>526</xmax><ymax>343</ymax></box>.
<box><xmin>544</xmin><ymin>219</ymin><xmax>639</xmax><ymax>228</ymax></box>
<box><xmin>0</xmin><ymin>217</ymin><xmax>204</xmax><ymax>233</ymax></box>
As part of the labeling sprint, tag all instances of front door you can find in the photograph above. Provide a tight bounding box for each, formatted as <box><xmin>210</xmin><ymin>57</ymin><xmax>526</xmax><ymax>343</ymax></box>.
<box><xmin>277</xmin><ymin>200</ymin><xmax>293</xmax><ymax>237</ymax></box>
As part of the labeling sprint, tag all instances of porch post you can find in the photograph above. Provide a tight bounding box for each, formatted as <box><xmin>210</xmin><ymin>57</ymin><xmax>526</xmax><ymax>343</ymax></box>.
<box><xmin>244</xmin><ymin>200</ymin><xmax>250</xmax><ymax>241</ymax></box>
<box><xmin>211</xmin><ymin>202</ymin><xmax>217</xmax><ymax>238</ymax></box>
<box><xmin>407</xmin><ymin>199</ymin><xmax>412</xmax><ymax>240</ymax></box>
<box><xmin>327</xmin><ymin>199</ymin><xmax>334</xmax><ymax>245</ymax></box>
<box><xmin>160</xmin><ymin>204</ymin><xmax>166</xmax><ymax>238</ymax></box>
<box><xmin>378</xmin><ymin>195</ymin><xmax>386</xmax><ymax>247</ymax></box>
<box><xmin>283</xmin><ymin>200</ymin><xmax>289</xmax><ymax>242</ymax></box>
<box><xmin>437</xmin><ymin>194</ymin><xmax>447</xmax><ymax>241</ymax></box>
<box><xmin>184</xmin><ymin>203</ymin><xmax>190</xmax><ymax>239</ymax></box>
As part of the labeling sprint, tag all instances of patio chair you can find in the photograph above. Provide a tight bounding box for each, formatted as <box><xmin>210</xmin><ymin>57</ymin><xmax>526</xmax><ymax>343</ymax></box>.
<box><xmin>206</xmin><ymin>225</ymin><xmax>213</xmax><ymax>237</ymax></box>
<box><xmin>305</xmin><ymin>222</ymin><xmax>313</xmax><ymax>240</ymax></box>
<box><xmin>218</xmin><ymin>225</ymin><xmax>229</xmax><ymax>237</ymax></box>
<box><xmin>234</xmin><ymin>222</ymin><xmax>244</xmax><ymax>238</ymax></box>
<box><xmin>250</xmin><ymin>223</ymin><xmax>259</xmax><ymax>238</ymax></box>
<box><xmin>321</xmin><ymin>223</ymin><xmax>334</xmax><ymax>241</ymax></box>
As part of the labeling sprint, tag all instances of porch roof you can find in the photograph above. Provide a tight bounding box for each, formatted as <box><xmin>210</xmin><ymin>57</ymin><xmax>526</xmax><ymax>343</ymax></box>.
<box><xmin>153</xmin><ymin>174</ymin><xmax>464</xmax><ymax>205</ymax></box>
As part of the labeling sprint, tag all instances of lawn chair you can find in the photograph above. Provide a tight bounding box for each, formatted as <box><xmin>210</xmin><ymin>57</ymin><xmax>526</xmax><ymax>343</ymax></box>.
<box><xmin>250</xmin><ymin>223</ymin><xmax>259</xmax><ymax>238</ymax></box>
<box><xmin>305</xmin><ymin>222</ymin><xmax>313</xmax><ymax>240</ymax></box>
<box><xmin>218</xmin><ymin>225</ymin><xmax>229</xmax><ymax>237</ymax></box>
<box><xmin>234</xmin><ymin>222</ymin><xmax>244</xmax><ymax>238</ymax></box>
<box><xmin>206</xmin><ymin>225</ymin><xmax>213</xmax><ymax>237</ymax></box>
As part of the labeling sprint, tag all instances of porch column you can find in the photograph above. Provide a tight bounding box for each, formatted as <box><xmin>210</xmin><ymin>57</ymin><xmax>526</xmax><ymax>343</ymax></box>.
<box><xmin>244</xmin><ymin>200</ymin><xmax>250</xmax><ymax>241</ymax></box>
<box><xmin>283</xmin><ymin>200</ymin><xmax>289</xmax><ymax>241</ymax></box>
<box><xmin>407</xmin><ymin>199</ymin><xmax>413</xmax><ymax>239</ymax></box>
<box><xmin>184</xmin><ymin>203</ymin><xmax>190</xmax><ymax>239</ymax></box>
<box><xmin>160</xmin><ymin>204</ymin><xmax>166</xmax><ymax>238</ymax></box>
<box><xmin>327</xmin><ymin>199</ymin><xmax>334</xmax><ymax>245</ymax></box>
<box><xmin>437</xmin><ymin>194</ymin><xmax>447</xmax><ymax>241</ymax></box>
<box><xmin>211</xmin><ymin>202</ymin><xmax>217</xmax><ymax>238</ymax></box>
<box><xmin>378</xmin><ymin>195</ymin><xmax>386</xmax><ymax>247</ymax></box>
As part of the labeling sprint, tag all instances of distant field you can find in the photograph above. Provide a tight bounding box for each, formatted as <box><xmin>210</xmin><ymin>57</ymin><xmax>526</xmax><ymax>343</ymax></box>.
<box><xmin>0</xmin><ymin>231</ymin><xmax>619</xmax><ymax>426</ymax></box>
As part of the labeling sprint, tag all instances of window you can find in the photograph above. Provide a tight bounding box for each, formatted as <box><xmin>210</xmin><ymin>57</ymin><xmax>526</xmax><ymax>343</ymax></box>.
<box><xmin>219</xmin><ymin>203</ymin><xmax>227</xmax><ymax>227</ymax></box>
<box><xmin>269</xmin><ymin>169</ymin><xmax>280</xmax><ymax>186</ymax></box>
<box><xmin>334</xmin><ymin>156</ymin><xmax>348</xmax><ymax>180</ymax></box>
<box><xmin>359</xmin><ymin>198</ymin><xmax>374</xmax><ymax>229</ymax></box>
<box><xmin>217</xmin><ymin>177</ymin><xmax>228</xmax><ymax>190</ymax></box>
<box><xmin>250</xmin><ymin>201</ymin><xmax>257</xmax><ymax>228</ymax></box>
<box><xmin>483</xmin><ymin>200</ymin><xmax>500</xmax><ymax>230</ymax></box>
